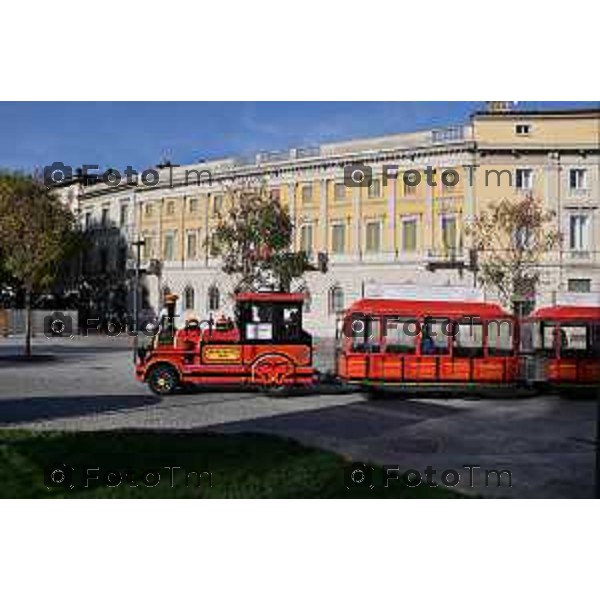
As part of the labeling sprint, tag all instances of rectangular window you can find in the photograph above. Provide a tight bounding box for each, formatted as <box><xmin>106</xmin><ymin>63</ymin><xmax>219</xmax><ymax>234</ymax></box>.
<box><xmin>300</xmin><ymin>224</ymin><xmax>313</xmax><ymax>255</ymax></box>
<box><xmin>334</xmin><ymin>183</ymin><xmax>346</xmax><ymax>202</ymax></box>
<box><xmin>84</xmin><ymin>212</ymin><xmax>92</xmax><ymax>229</ymax></box>
<box><xmin>569</xmin><ymin>168</ymin><xmax>586</xmax><ymax>190</ymax></box>
<box><xmin>189</xmin><ymin>198</ymin><xmax>199</xmax><ymax>213</ymax></box>
<box><xmin>384</xmin><ymin>318</ymin><xmax>417</xmax><ymax>354</ymax></box>
<box><xmin>209</xmin><ymin>234</ymin><xmax>219</xmax><ymax>257</ymax></box>
<box><xmin>166</xmin><ymin>201</ymin><xmax>175</xmax><ymax>215</ymax></box>
<box><xmin>101</xmin><ymin>207</ymin><xmax>110</xmax><ymax>227</ymax></box>
<box><xmin>568</xmin><ymin>279</ymin><xmax>591</xmax><ymax>293</ymax></box>
<box><xmin>560</xmin><ymin>325</ymin><xmax>589</xmax><ymax>356</ymax></box>
<box><xmin>186</xmin><ymin>232</ymin><xmax>197</xmax><ymax>260</ymax></box>
<box><xmin>569</xmin><ymin>214</ymin><xmax>590</xmax><ymax>251</ymax></box>
<box><xmin>403</xmin><ymin>180</ymin><xmax>417</xmax><ymax>196</ymax></box>
<box><xmin>487</xmin><ymin>321</ymin><xmax>514</xmax><ymax>356</ymax></box>
<box><xmin>441</xmin><ymin>215</ymin><xmax>457</xmax><ymax>250</ymax></box>
<box><xmin>270</xmin><ymin>188</ymin><xmax>281</xmax><ymax>201</ymax></box>
<box><xmin>142</xmin><ymin>236</ymin><xmax>154</xmax><ymax>261</ymax></box>
<box><xmin>368</xmin><ymin>178</ymin><xmax>381</xmax><ymax>198</ymax></box>
<box><xmin>351</xmin><ymin>317</ymin><xmax>380</xmax><ymax>353</ymax></box>
<box><xmin>301</xmin><ymin>185</ymin><xmax>313</xmax><ymax>204</ymax></box>
<box><xmin>119</xmin><ymin>203</ymin><xmax>129</xmax><ymax>227</ymax></box>
<box><xmin>514</xmin><ymin>226</ymin><xmax>532</xmax><ymax>250</ymax></box>
<box><xmin>331</xmin><ymin>223</ymin><xmax>346</xmax><ymax>254</ymax></box>
<box><xmin>144</xmin><ymin>203</ymin><xmax>153</xmax><ymax>217</ymax></box>
<box><xmin>420</xmin><ymin>319</ymin><xmax>450</xmax><ymax>355</ymax></box>
<box><xmin>164</xmin><ymin>233</ymin><xmax>175</xmax><ymax>261</ymax></box>
<box><xmin>516</xmin><ymin>168</ymin><xmax>533</xmax><ymax>190</ymax></box>
<box><xmin>212</xmin><ymin>194</ymin><xmax>223</xmax><ymax>215</ymax></box>
<box><xmin>365</xmin><ymin>221</ymin><xmax>381</xmax><ymax>253</ymax></box>
<box><xmin>454</xmin><ymin>319</ymin><xmax>484</xmax><ymax>358</ymax></box>
<box><xmin>402</xmin><ymin>218</ymin><xmax>417</xmax><ymax>252</ymax></box>
<box><xmin>515</xmin><ymin>124</ymin><xmax>531</xmax><ymax>135</ymax></box>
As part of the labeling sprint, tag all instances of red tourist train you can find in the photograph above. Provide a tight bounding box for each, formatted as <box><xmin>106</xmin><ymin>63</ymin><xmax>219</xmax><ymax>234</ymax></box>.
<box><xmin>135</xmin><ymin>289</ymin><xmax>600</xmax><ymax>397</ymax></box>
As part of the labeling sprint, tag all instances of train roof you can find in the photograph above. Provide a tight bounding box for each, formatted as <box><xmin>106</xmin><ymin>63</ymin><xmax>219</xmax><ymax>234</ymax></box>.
<box><xmin>530</xmin><ymin>305</ymin><xmax>600</xmax><ymax>321</ymax></box>
<box><xmin>235</xmin><ymin>292</ymin><xmax>306</xmax><ymax>303</ymax></box>
<box><xmin>346</xmin><ymin>298</ymin><xmax>511</xmax><ymax>319</ymax></box>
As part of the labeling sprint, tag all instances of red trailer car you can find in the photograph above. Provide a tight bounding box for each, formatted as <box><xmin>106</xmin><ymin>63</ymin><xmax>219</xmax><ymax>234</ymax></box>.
<box><xmin>522</xmin><ymin>305</ymin><xmax>600</xmax><ymax>394</ymax></box>
<box><xmin>336</xmin><ymin>297</ymin><xmax>520</xmax><ymax>395</ymax></box>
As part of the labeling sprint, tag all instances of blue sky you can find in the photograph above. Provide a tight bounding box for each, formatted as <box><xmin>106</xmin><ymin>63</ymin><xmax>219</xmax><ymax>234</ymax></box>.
<box><xmin>1</xmin><ymin>101</ymin><xmax>597</xmax><ymax>174</ymax></box>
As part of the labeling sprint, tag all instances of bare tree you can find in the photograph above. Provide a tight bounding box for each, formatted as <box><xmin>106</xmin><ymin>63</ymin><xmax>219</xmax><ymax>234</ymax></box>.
<box><xmin>467</xmin><ymin>194</ymin><xmax>561</xmax><ymax>312</ymax></box>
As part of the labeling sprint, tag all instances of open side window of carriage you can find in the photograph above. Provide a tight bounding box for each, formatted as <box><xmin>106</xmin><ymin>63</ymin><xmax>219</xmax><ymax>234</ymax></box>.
<box><xmin>419</xmin><ymin>318</ymin><xmax>451</xmax><ymax>356</ymax></box>
<box><xmin>534</xmin><ymin>321</ymin><xmax>593</xmax><ymax>358</ymax></box>
<box><xmin>382</xmin><ymin>318</ymin><xmax>418</xmax><ymax>355</ymax></box>
<box><xmin>487</xmin><ymin>320</ymin><xmax>515</xmax><ymax>357</ymax></box>
<box><xmin>454</xmin><ymin>318</ymin><xmax>484</xmax><ymax>359</ymax></box>
<box><xmin>350</xmin><ymin>315</ymin><xmax>381</xmax><ymax>354</ymax></box>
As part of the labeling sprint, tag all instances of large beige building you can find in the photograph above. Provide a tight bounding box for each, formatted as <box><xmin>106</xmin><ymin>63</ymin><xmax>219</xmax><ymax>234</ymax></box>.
<box><xmin>60</xmin><ymin>105</ymin><xmax>600</xmax><ymax>334</ymax></box>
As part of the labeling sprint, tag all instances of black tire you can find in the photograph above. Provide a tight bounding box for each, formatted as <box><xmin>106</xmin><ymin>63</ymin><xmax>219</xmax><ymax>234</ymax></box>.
<box><xmin>365</xmin><ymin>386</ymin><xmax>387</xmax><ymax>400</ymax></box>
<box><xmin>263</xmin><ymin>383</ymin><xmax>292</xmax><ymax>398</ymax></box>
<box><xmin>147</xmin><ymin>364</ymin><xmax>180</xmax><ymax>395</ymax></box>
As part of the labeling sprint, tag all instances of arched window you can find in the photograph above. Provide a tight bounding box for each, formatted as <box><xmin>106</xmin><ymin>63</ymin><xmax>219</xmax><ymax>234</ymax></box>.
<box><xmin>183</xmin><ymin>286</ymin><xmax>195</xmax><ymax>311</ymax></box>
<box><xmin>208</xmin><ymin>285</ymin><xmax>220</xmax><ymax>312</ymax></box>
<box><xmin>329</xmin><ymin>285</ymin><xmax>345</xmax><ymax>315</ymax></box>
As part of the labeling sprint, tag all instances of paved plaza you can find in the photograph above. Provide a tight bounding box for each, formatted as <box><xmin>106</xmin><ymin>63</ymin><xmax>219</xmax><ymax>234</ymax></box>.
<box><xmin>0</xmin><ymin>335</ymin><xmax>598</xmax><ymax>497</ymax></box>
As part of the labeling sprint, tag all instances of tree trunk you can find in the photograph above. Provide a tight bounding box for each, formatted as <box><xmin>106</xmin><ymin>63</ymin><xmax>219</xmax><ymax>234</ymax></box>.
<box><xmin>25</xmin><ymin>287</ymin><xmax>32</xmax><ymax>357</ymax></box>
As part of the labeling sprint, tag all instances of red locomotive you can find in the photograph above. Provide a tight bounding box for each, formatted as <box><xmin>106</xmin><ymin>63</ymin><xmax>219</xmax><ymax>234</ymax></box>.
<box><xmin>336</xmin><ymin>297</ymin><xmax>519</xmax><ymax>395</ymax></box>
<box><xmin>136</xmin><ymin>291</ymin><xmax>313</xmax><ymax>395</ymax></box>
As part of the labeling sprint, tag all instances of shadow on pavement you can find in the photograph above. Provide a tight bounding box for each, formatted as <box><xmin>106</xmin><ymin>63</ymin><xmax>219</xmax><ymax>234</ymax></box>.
<box><xmin>216</xmin><ymin>397</ymin><xmax>462</xmax><ymax>442</ymax></box>
<box><xmin>0</xmin><ymin>395</ymin><xmax>161</xmax><ymax>425</ymax></box>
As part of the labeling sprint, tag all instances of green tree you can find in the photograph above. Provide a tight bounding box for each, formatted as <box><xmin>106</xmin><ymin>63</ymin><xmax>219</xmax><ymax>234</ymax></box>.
<box><xmin>210</xmin><ymin>186</ymin><xmax>317</xmax><ymax>292</ymax></box>
<box><xmin>0</xmin><ymin>172</ymin><xmax>83</xmax><ymax>355</ymax></box>
<box><xmin>467</xmin><ymin>194</ymin><xmax>561</xmax><ymax>313</ymax></box>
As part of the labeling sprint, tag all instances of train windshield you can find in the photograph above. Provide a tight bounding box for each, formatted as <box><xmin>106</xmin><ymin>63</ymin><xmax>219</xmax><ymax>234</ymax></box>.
<box><xmin>243</xmin><ymin>302</ymin><xmax>304</xmax><ymax>343</ymax></box>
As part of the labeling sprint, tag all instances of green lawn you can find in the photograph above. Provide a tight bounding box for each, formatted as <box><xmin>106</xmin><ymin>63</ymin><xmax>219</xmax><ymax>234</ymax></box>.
<box><xmin>0</xmin><ymin>430</ymin><xmax>462</xmax><ymax>498</ymax></box>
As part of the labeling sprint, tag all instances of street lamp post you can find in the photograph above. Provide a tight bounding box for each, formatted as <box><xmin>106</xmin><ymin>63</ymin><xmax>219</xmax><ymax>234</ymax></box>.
<box><xmin>131</xmin><ymin>238</ymin><xmax>145</xmax><ymax>356</ymax></box>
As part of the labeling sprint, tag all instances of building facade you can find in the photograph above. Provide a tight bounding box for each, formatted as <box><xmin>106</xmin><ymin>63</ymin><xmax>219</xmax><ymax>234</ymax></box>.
<box><xmin>59</xmin><ymin>106</ymin><xmax>600</xmax><ymax>335</ymax></box>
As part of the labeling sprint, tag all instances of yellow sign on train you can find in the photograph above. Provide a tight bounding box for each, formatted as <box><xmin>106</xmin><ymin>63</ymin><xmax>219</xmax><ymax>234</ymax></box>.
<box><xmin>203</xmin><ymin>346</ymin><xmax>242</xmax><ymax>363</ymax></box>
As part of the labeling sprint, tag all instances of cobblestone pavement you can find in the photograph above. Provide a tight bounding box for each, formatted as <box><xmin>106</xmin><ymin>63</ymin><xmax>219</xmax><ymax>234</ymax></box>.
<box><xmin>0</xmin><ymin>335</ymin><xmax>597</xmax><ymax>497</ymax></box>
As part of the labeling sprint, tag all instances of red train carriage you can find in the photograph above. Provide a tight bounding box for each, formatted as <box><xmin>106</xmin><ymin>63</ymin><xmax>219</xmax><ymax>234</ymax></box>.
<box><xmin>136</xmin><ymin>292</ymin><xmax>314</xmax><ymax>395</ymax></box>
<box><xmin>336</xmin><ymin>298</ymin><xmax>519</xmax><ymax>395</ymax></box>
<box><xmin>522</xmin><ymin>305</ymin><xmax>600</xmax><ymax>394</ymax></box>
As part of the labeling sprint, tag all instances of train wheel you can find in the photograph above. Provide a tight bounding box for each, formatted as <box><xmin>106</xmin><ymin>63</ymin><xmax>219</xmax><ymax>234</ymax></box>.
<box><xmin>147</xmin><ymin>364</ymin><xmax>180</xmax><ymax>395</ymax></box>
<box><xmin>263</xmin><ymin>383</ymin><xmax>291</xmax><ymax>397</ymax></box>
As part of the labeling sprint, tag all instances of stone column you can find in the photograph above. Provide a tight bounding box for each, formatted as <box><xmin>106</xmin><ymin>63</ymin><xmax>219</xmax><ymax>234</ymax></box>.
<box><xmin>352</xmin><ymin>185</ymin><xmax>361</xmax><ymax>259</ymax></box>
<box><xmin>386</xmin><ymin>168</ymin><xmax>398</xmax><ymax>257</ymax></box>
<box><xmin>424</xmin><ymin>180</ymin><xmax>434</xmax><ymax>255</ymax></box>
<box><xmin>288</xmin><ymin>182</ymin><xmax>296</xmax><ymax>251</ymax></box>
<box><xmin>319</xmin><ymin>179</ymin><xmax>328</xmax><ymax>252</ymax></box>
